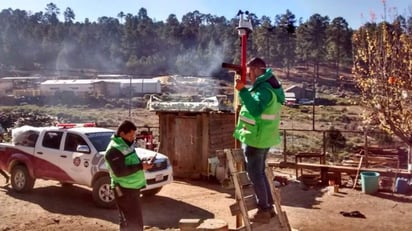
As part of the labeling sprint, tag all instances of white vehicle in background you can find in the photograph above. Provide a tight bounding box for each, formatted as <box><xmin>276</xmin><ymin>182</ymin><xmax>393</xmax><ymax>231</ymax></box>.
<box><xmin>0</xmin><ymin>123</ymin><xmax>173</xmax><ymax>208</ymax></box>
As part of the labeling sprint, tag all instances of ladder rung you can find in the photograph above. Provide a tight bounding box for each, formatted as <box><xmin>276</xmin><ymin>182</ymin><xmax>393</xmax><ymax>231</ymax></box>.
<box><xmin>236</xmin><ymin>171</ymin><xmax>252</xmax><ymax>187</ymax></box>
<box><xmin>231</xmin><ymin>148</ymin><xmax>245</xmax><ymax>163</ymax></box>
<box><xmin>229</xmin><ymin>195</ymin><xmax>258</xmax><ymax>216</ymax></box>
<box><xmin>241</xmin><ymin>185</ymin><xmax>255</xmax><ymax>197</ymax></box>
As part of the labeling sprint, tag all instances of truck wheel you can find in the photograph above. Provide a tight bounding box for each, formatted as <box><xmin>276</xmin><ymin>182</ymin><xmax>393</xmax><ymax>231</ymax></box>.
<box><xmin>141</xmin><ymin>187</ymin><xmax>162</xmax><ymax>197</ymax></box>
<box><xmin>11</xmin><ymin>165</ymin><xmax>35</xmax><ymax>193</ymax></box>
<box><xmin>92</xmin><ymin>176</ymin><xmax>116</xmax><ymax>209</ymax></box>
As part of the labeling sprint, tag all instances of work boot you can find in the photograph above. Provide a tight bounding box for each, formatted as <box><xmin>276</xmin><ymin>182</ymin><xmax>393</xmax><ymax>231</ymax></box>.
<box><xmin>250</xmin><ymin>209</ymin><xmax>271</xmax><ymax>224</ymax></box>
<box><xmin>270</xmin><ymin>209</ymin><xmax>276</xmax><ymax>217</ymax></box>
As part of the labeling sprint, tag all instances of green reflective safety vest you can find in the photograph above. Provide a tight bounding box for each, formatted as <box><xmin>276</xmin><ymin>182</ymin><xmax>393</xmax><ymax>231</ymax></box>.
<box><xmin>234</xmin><ymin>88</ymin><xmax>282</xmax><ymax>149</ymax></box>
<box><xmin>105</xmin><ymin>135</ymin><xmax>146</xmax><ymax>189</ymax></box>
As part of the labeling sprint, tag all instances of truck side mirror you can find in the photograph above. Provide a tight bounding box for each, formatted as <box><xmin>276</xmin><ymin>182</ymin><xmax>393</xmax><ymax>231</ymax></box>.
<box><xmin>76</xmin><ymin>145</ymin><xmax>90</xmax><ymax>153</ymax></box>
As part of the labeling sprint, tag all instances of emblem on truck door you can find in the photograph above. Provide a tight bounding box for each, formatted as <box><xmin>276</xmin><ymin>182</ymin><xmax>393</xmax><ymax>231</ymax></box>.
<box><xmin>73</xmin><ymin>157</ymin><xmax>81</xmax><ymax>167</ymax></box>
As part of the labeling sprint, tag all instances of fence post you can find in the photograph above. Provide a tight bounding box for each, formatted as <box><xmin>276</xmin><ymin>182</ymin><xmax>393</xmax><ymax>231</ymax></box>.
<box><xmin>322</xmin><ymin>131</ymin><xmax>326</xmax><ymax>164</ymax></box>
<box><xmin>283</xmin><ymin>129</ymin><xmax>287</xmax><ymax>162</ymax></box>
<box><xmin>364</xmin><ymin>130</ymin><xmax>369</xmax><ymax>168</ymax></box>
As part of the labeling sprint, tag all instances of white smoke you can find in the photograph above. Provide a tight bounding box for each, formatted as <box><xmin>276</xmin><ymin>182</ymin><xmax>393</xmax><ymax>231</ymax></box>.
<box><xmin>175</xmin><ymin>40</ymin><xmax>226</xmax><ymax>77</ymax></box>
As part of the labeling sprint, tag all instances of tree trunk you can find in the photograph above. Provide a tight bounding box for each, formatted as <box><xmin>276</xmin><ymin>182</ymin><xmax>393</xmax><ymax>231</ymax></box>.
<box><xmin>408</xmin><ymin>144</ymin><xmax>412</xmax><ymax>172</ymax></box>
<box><xmin>286</xmin><ymin>63</ymin><xmax>290</xmax><ymax>78</ymax></box>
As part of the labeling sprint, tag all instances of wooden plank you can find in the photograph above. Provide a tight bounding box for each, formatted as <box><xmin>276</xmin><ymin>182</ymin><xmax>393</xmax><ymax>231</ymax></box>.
<box><xmin>269</xmin><ymin>161</ymin><xmax>412</xmax><ymax>178</ymax></box>
<box><xmin>231</xmin><ymin>214</ymin><xmax>291</xmax><ymax>231</ymax></box>
<box><xmin>179</xmin><ymin>218</ymin><xmax>201</xmax><ymax>231</ymax></box>
<box><xmin>201</xmin><ymin>113</ymin><xmax>210</xmax><ymax>177</ymax></box>
<box><xmin>197</xmin><ymin>219</ymin><xmax>229</xmax><ymax>231</ymax></box>
<box><xmin>365</xmin><ymin>156</ymin><xmax>399</xmax><ymax>161</ymax></box>
<box><xmin>241</xmin><ymin>186</ymin><xmax>255</xmax><ymax>197</ymax></box>
<box><xmin>352</xmin><ymin>156</ymin><xmax>364</xmax><ymax>189</ymax></box>
<box><xmin>237</xmin><ymin>172</ymin><xmax>252</xmax><ymax>187</ymax></box>
<box><xmin>229</xmin><ymin>195</ymin><xmax>258</xmax><ymax>216</ymax></box>
<box><xmin>231</xmin><ymin>149</ymin><xmax>245</xmax><ymax>163</ymax></box>
<box><xmin>265</xmin><ymin>167</ymin><xmax>291</xmax><ymax>231</ymax></box>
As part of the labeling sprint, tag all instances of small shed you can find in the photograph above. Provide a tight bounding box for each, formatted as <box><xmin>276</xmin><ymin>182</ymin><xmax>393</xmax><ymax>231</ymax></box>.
<box><xmin>151</xmin><ymin>99</ymin><xmax>235</xmax><ymax>178</ymax></box>
<box><xmin>285</xmin><ymin>84</ymin><xmax>314</xmax><ymax>100</ymax></box>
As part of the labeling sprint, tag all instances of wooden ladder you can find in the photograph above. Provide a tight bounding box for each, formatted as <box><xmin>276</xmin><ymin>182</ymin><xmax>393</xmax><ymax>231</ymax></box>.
<box><xmin>223</xmin><ymin>148</ymin><xmax>291</xmax><ymax>231</ymax></box>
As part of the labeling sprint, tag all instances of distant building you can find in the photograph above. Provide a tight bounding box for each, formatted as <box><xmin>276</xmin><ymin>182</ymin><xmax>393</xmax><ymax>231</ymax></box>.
<box><xmin>39</xmin><ymin>78</ymin><xmax>161</xmax><ymax>97</ymax></box>
<box><xmin>0</xmin><ymin>78</ymin><xmax>13</xmax><ymax>96</ymax></box>
<box><xmin>0</xmin><ymin>76</ymin><xmax>43</xmax><ymax>97</ymax></box>
<box><xmin>103</xmin><ymin>79</ymin><xmax>161</xmax><ymax>95</ymax></box>
<box><xmin>40</xmin><ymin>79</ymin><xmax>95</xmax><ymax>96</ymax></box>
<box><xmin>284</xmin><ymin>84</ymin><xmax>314</xmax><ymax>100</ymax></box>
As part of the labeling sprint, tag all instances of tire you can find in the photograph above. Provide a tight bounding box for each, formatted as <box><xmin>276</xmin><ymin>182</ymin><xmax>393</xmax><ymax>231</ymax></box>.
<box><xmin>11</xmin><ymin>165</ymin><xmax>35</xmax><ymax>193</ymax></box>
<box><xmin>92</xmin><ymin>176</ymin><xmax>116</xmax><ymax>209</ymax></box>
<box><xmin>141</xmin><ymin>187</ymin><xmax>162</xmax><ymax>197</ymax></box>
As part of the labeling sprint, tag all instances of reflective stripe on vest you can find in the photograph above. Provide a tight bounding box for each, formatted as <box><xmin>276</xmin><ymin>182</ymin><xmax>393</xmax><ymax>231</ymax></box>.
<box><xmin>261</xmin><ymin>113</ymin><xmax>279</xmax><ymax>120</ymax></box>
<box><xmin>119</xmin><ymin>144</ymin><xmax>136</xmax><ymax>156</ymax></box>
<box><xmin>240</xmin><ymin>113</ymin><xmax>279</xmax><ymax>125</ymax></box>
<box><xmin>239</xmin><ymin>116</ymin><xmax>256</xmax><ymax>125</ymax></box>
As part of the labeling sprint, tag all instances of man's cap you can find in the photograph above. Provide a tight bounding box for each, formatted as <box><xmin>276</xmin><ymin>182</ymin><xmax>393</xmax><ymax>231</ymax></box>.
<box><xmin>246</xmin><ymin>57</ymin><xmax>266</xmax><ymax>68</ymax></box>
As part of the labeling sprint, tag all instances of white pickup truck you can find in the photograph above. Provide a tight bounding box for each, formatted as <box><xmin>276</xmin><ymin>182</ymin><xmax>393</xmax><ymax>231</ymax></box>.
<box><xmin>0</xmin><ymin>124</ymin><xmax>173</xmax><ymax>208</ymax></box>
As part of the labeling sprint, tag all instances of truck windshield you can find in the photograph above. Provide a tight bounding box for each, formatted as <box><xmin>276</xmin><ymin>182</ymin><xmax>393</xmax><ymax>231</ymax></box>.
<box><xmin>86</xmin><ymin>132</ymin><xmax>114</xmax><ymax>152</ymax></box>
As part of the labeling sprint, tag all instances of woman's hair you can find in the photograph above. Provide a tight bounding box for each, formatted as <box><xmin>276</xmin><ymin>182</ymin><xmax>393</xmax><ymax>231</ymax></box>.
<box><xmin>116</xmin><ymin>120</ymin><xmax>137</xmax><ymax>136</ymax></box>
<box><xmin>247</xmin><ymin>57</ymin><xmax>266</xmax><ymax>68</ymax></box>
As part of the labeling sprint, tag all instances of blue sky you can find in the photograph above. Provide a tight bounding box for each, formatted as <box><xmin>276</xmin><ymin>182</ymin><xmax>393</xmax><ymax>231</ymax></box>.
<box><xmin>2</xmin><ymin>0</ymin><xmax>411</xmax><ymax>29</ymax></box>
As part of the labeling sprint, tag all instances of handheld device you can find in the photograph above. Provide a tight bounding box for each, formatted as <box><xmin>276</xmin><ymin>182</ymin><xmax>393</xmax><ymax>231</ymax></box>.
<box><xmin>148</xmin><ymin>153</ymin><xmax>157</xmax><ymax>165</ymax></box>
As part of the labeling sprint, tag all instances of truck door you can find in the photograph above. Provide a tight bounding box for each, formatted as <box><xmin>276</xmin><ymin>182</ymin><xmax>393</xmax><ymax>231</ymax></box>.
<box><xmin>62</xmin><ymin>132</ymin><xmax>92</xmax><ymax>185</ymax></box>
<box><xmin>34</xmin><ymin>130</ymin><xmax>71</xmax><ymax>181</ymax></box>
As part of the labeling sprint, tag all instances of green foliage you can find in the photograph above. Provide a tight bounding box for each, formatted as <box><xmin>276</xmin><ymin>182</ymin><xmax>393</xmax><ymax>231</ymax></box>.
<box><xmin>0</xmin><ymin>5</ymin><xmax>357</xmax><ymax>78</ymax></box>
<box><xmin>273</xmin><ymin>10</ymin><xmax>297</xmax><ymax>77</ymax></box>
<box><xmin>326</xmin><ymin>17</ymin><xmax>353</xmax><ymax>78</ymax></box>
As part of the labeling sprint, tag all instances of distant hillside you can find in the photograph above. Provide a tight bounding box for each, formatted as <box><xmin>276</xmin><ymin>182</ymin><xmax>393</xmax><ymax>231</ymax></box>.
<box><xmin>273</xmin><ymin>63</ymin><xmax>356</xmax><ymax>97</ymax></box>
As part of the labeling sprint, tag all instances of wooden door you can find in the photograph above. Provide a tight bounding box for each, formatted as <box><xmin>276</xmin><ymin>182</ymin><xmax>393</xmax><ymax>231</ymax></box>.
<box><xmin>174</xmin><ymin>116</ymin><xmax>199</xmax><ymax>177</ymax></box>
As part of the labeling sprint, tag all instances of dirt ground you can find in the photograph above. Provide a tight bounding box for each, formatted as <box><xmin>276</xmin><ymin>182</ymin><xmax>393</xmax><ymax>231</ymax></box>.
<box><xmin>1</xmin><ymin>168</ymin><xmax>412</xmax><ymax>231</ymax></box>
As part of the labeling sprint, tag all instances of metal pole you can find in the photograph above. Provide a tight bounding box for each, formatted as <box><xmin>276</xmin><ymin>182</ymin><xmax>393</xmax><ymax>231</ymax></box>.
<box><xmin>129</xmin><ymin>75</ymin><xmax>132</xmax><ymax>118</ymax></box>
<box><xmin>312</xmin><ymin>66</ymin><xmax>316</xmax><ymax>131</ymax></box>
<box><xmin>234</xmin><ymin>11</ymin><xmax>252</xmax><ymax>149</ymax></box>
<box><xmin>312</xmin><ymin>103</ymin><xmax>315</xmax><ymax>130</ymax></box>
<box><xmin>240</xmin><ymin>34</ymin><xmax>247</xmax><ymax>84</ymax></box>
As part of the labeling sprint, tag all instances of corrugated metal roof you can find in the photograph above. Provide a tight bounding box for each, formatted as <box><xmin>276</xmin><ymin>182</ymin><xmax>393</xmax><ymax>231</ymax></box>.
<box><xmin>40</xmin><ymin>79</ymin><xmax>159</xmax><ymax>85</ymax></box>
<box><xmin>2</xmin><ymin>77</ymin><xmax>42</xmax><ymax>80</ymax></box>
<box><xmin>41</xmin><ymin>79</ymin><xmax>96</xmax><ymax>85</ymax></box>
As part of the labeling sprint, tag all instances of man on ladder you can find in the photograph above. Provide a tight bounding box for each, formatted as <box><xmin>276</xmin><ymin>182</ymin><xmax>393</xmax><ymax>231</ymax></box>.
<box><xmin>233</xmin><ymin>57</ymin><xmax>285</xmax><ymax>224</ymax></box>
